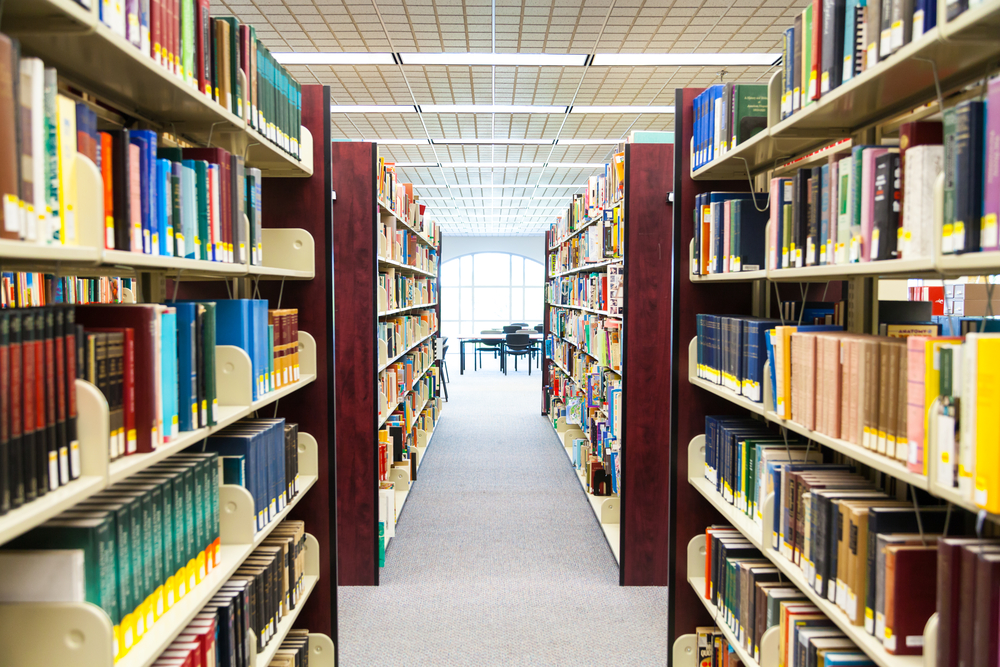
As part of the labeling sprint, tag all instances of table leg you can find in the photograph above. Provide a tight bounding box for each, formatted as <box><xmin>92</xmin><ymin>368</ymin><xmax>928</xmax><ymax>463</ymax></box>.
<box><xmin>460</xmin><ymin>340</ymin><xmax>466</xmax><ymax>375</ymax></box>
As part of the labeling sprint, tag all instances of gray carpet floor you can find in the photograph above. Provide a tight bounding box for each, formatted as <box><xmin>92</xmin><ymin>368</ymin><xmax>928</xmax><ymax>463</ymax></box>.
<box><xmin>337</xmin><ymin>357</ymin><xmax>669</xmax><ymax>666</ymax></box>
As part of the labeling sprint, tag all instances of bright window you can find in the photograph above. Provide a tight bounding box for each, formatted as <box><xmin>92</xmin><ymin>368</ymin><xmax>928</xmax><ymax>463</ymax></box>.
<box><xmin>440</xmin><ymin>252</ymin><xmax>545</xmax><ymax>340</ymax></box>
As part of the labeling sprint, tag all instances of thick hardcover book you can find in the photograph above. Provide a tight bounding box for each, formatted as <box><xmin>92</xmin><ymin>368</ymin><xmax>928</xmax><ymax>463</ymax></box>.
<box><xmin>809</xmin><ymin>0</ymin><xmax>823</xmax><ymax>101</ymax></box>
<box><xmin>792</xmin><ymin>170</ymin><xmax>811</xmax><ymax>267</ymax></box>
<box><xmin>820</xmin><ymin>0</ymin><xmax>845</xmax><ymax>94</ymax></box>
<box><xmin>0</xmin><ymin>36</ymin><xmax>19</xmax><ymax>241</ymax></box>
<box><xmin>806</xmin><ymin>168</ymin><xmax>821</xmax><ymax>266</ymax></box>
<box><xmin>898</xmin><ymin>120</ymin><xmax>943</xmax><ymax>243</ymax></box>
<box><xmin>866</xmin><ymin>0</ymin><xmax>882</xmax><ymax>69</ymax></box>
<box><xmin>983</xmin><ymin>79</ymin><xmax>1000</xmax><ymax>251</ymax></box>
<box><xmin>793</xmin><ymin>13</ymin><xmax>804</xmax><ymax>112</ymax></box>
<box><xmin>973</xmin><ymin>553</ymin><xmax>1000</xmax><ymax>667</ymax></box>
<box><xmin>884</xmin><ymin>546</ymin><xmax>938</xmax><ymax>654</ymax></box>
<box><xmin>871</xmin><ymin>152</ymin><xmax>900</xmax><ymax>261</ymax></box>
<box><xmin>842</xmin><ymin>0</ymin><xmax>859</xmax><ymax>84</ymax></box>
<box><xmin>76</xmin><ymin>306</ymin><xmax>159</xmax><ymax>453</ymax></box>
<box><xmin>954</xmin><ymin>101</ymin><xmax>985</xmax><ymax>254</ymax></box>
<box><xmin>733</xmin><ymin>84</ymin><xmax>769</xmax><ymax>146</ymax></box>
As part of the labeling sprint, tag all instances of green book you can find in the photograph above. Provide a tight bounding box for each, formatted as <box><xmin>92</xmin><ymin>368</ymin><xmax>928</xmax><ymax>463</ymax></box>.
<box><xmin>129</xmin><ymin>472</ymin><xmax>180</xmax><ymax>594</ymax></box>
<box><xmin>191</xmin><ymin>160</ymin><xmax>208</xmax><ymax>260</ymax></box>
<box><xmin>170</xmin><ymin>453</ymin><xmax>220</xmax><ymax>558</ymax></box>
<box><xmin>9</xmin><ymin>516</ymin><xmax>120</xmax><ymax>625</ymax></box>
<box><xmin>943</xmin><ymin>107</ymin><xmax>957</xmax><ymax>253</ymax></box>
<box><xmin>220</xmin><ymin>455</ymin><xmax>246</xmax><ymax>486</ymax></box>
<box><xmin>783</xmin><ymin>203</ymin><xmax>793</xmax><ymax>262</ymax></box>
<box><xmin>249</xmin><ymin>25</ymin><xmax>258</xmax><ymax>130</ymax></box>
<box><xmin>181</xmin><ymin>0</ymin><xmax>195</xmax><ymax>87</ymax></box>
<box><xmin>378</xmin><ymin>522</ymin><xmax>385</xmax><ymax>567</ymax></box>
<box><xmin>110</xmin><ymin>484</ymin><xmax>164</xmax><ymax>607</ymax></box>
<box><xmin>218</xmin><ymin>17</ymin><xmax>243</xmax><ymax>119</ymax></box>
<box><xmin>733</xmin><ymin>84</ymin><xmax>769</xmax><ymax>146</ymax></box>
<box><xmin>200</xmin><ymin>302</ymin><xmax>217</xmax><ymax>425</ymax></box>
<box><xmin>72</xmin><ymin>501</ymin><xmax>136</xmax><ymax>623</ymax></box>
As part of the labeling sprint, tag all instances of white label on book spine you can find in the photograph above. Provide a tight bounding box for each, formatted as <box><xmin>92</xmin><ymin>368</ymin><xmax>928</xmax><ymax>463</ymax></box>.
<box><xmin>70</xmin><ymin>440</ymin><xmax>80</xmax><ymax>478</ymax></box>
<box><xmin>3</xmin><ymin>194</ymin><xmax>19</xmax><ymax>232</ymax></box>
<box><xmin>913</xmin><ymin>11</ymin><xmax>925</xmax><ymax>37</ymax></box>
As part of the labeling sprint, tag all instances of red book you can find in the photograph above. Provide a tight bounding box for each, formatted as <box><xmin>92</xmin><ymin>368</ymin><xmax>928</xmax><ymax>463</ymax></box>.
<box><xmin>182</xmin><ymin>147</ymin><xmax>232</xmax><ymax>262</ymax></box>
<box><xmin>100</xmin><ymin>132</ymin><xmax>114</xmax><ymax>250</ymax></box>
<box><xmin>149</xmin><ymin>0</ymin><xmax>164</xmax><ymax>65</ymax></box>
<box><xmin>174</xmin><ymin>0</ymin><xmax>181</xmax><ymax>77</ymax></box>
<box><xmin>34</xmin><ymin>312</ymin><xmax>48</xmax><ymax>493</ymax></box>
<box><xmin>811</xmin><ymin>0</ymin><xmax>823</xmax><ymax>101</ymax></box>
<box><xmin>0</xmin><ymin>311</ymin><xmax>9</xmax><ymax>511</ymax></box>
<box><xmin>22</xmin><ymin>311</ymin><xmax>36</xmax><ymax>501</ymax></box>
<box><xmin>9</xmin><ymin>313</ymin><xmax>22</xmax><ymax>506</ymax></box>
<box><xmin>196</xmin><ymin>0</ymin><xmax>212</xmax><ymax>97</ymax></box>
<box><xmin>974</xmin><ymin>553</ymin><xmax>1000</xmax><ymax>667</ymax></box>
<box><xmin>64</xmin><ymin>307</ymin><xmax>79</xmax><ymax>480</ymax></box>
<box><xmin>76</xmin><ymin>306</ymin><xmax>158</xmax><ymax>454</ymax></box>
<box><xmin>42</xmin><ymin>309</ymin><xmax>57</xmax><ymax>491</ymax></box>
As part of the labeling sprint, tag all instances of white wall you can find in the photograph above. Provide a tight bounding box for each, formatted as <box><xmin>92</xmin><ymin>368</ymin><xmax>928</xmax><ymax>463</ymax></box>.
<box><xmin>441</xmin><ymin>235</ymin><xmax>546</xmax><ymax>265</ymax></box>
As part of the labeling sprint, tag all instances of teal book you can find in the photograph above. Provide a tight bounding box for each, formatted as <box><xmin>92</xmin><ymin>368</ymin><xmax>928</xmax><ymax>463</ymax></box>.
<box><xmin>220</xmin><ymin>455</ymin><xmax>246</xmax><ymax>486</ymax></box>
<box><xmin>71</xmin><ymin>500</ymin><xmax>136</xmax><ymax>624</ymax></box>
<box><xmin>129</xmin><ymin>471</ymin><xmax>179</xmax><ymax>584</ymax></box>
<box><xmin>161</xmin><ymin>307</ymin><xmax>179</xmax><ymax>441</ymax></box>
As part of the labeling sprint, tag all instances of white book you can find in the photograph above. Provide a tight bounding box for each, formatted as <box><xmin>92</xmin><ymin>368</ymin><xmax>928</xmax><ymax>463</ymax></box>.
<box><xmin>902</xmin><ymin>145</ymin><xmax>943</xmax><ymax>260</ymax></box>
<box><xmin>102</xmin><ymin>0</ymin><xmax>127</xmax><ymax>38</ymax></box>
<box><xmin>21</xmin><ymin>58</ymin><xmax>46</xmax><ymax>244</ymax></box>
<box><xmin>209</xmin><ymin>164</ymin><xmax>221</xmax><ymax>262</ymax></box>
<box><xmin>0</xmin><ymin>550</ymin><xmax>86</xmax><ymax>602</ymax></box>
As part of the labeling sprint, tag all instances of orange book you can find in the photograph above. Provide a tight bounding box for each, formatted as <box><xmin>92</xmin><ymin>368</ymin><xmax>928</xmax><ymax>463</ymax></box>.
<box><xmin>100</xmin><ymin>132</ymin><xmax>114</xmax><ymax>250</ymax></box>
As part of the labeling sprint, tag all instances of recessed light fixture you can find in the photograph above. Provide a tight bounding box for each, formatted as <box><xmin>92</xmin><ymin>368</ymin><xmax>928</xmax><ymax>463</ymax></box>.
<box><xmin>545</xmin><ymin>163</ymin><xmax>608</xmax><ymax>168</ymax></box>
<box><xmin>420</xmin><ymin>104</ymin><xmax>567</xmax><ymax>114</ymax></box>
<box><xmin>441</xmin><ymin>162</ymin><xmax>546</xmax><ymax>168</ymax></box>
<box><xmin>400</xmin><ymin>52</ymin><xmax>587</xmax><ymax>67</ymax></box>
<box><xmin>274</xmin><ymin>52</ymin><xmax>397</xmax><ymax>65</ymax></box>
<box><xmin>329</xmin><ymin>105</ymin><xmax>417</xmax><ymax>113</ymax></box>
<box><xmin>590</xmin><ymin>53</ymin><xmax>781</xmax><ymax>67</ymax></box>
<box><xmin>570</xmin><ymin>105</ymin><xmax>674</xmax><ymax>114</ymax></box>
<box><xmin>393</xmin><ymin>162</ymin><xmax>440</xmax><ymax>167</ymax></box>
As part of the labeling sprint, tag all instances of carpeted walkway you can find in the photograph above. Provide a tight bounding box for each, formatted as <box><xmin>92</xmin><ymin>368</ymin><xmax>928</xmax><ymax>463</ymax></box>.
<box><xmin>337</xmin><ymin>357</ymin><xmax>668</xmax><ymax>666</ymax></box>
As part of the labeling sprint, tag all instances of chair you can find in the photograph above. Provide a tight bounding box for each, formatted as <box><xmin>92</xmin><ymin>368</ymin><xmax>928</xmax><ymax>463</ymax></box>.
<box><xmin>475</xmin><ymin>331</ymin><xmax>503</xmax><ymax>370</ymax></box>
<box><xmin>436</xmin><ymin>337</ymin><xmax>449</xmax><ymax>401</ymax></box>
<box><xmin>511</xmin><ymin>323</ymin><xmax>529</xmax><ymax>328</ymax></box>
<box><xmin>504</xmin><ymin>333</ymin><xmax>534</xmax><ymax>374</ymax></box>
<box><xmin>533</xmin><ymin>324</ymin><xmax>544</xmax><ymax>333</ymax></box>
<box><xmin>502</xmin><ymin>325</ymin><xmax>520</xmax><ymax>333</ymax></box>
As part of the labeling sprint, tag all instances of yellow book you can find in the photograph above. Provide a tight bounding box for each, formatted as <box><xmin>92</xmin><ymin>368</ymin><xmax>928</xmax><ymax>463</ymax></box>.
<box><xmin>776</xmin><ymin>325</ymin><xmax>798</xmax><ymax>419</ymax></box>
<box><xmin>923</xmin><ymin>337</ymin><xmax>962</xmax><ymax>476</ymax></box>
<box><xmin>975</xmin><ymin>336</ymin><xmax>1000</xmax><ymax>512</ymax></box>
<box><xmin>54</xmin><ymin>94</ymin><xmax>77</xmax><ymax>245</ymax></box>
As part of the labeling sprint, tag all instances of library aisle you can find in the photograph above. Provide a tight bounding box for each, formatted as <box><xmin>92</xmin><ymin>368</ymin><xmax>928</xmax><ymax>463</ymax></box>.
<box><xmin>338</xmin><ymin>365</ymin><xmax>667</xmax><ymax>666</ymax></box>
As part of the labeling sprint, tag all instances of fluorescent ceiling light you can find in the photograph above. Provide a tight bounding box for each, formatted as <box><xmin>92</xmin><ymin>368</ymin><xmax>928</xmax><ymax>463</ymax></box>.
<box><xmin>393</xmin><ymin>162</ymin><xmax>440</xmax><ymax>167</ymax></box>
<box><xmin>445</xmin><ymin>183</ymin><xmax>586</xmax><ymax>188</ymax></box>
<box><xmin>570</xmin><ymin>105</ymin><xmax>674</xmax><ymax>114</ymax></box>
<box><xmin>441</xmin><ymin>162</ymin><xmax>545</xmax><ymax>168</ymax></box>
<box><xmin>556</xmin><ymin>138</ymin><xmax>621</xmax><ymax>145</ymax></box>
<box><xmin>367</xmin><ymin>138</ymin><xmax>430</xmax><ymax>145</ymax></box>
<box><xmin>590</xmin><ymin>53</ymin><xmax>781</xmax><ymax>67</ymax></box>
<box><xmin>274</xmin><ymin>52</ymin><xmax>396</xmax><ymax>65</ymax></box>
<box><xmin>400</xmin><ymin>52</ymin><xmax>587</xmax><ymax>67</ymax></box>
<box><xmin>420</xmin><ymin>104</ymin><xmax>567</xmax><ymax>114</ymax></box>
<box><xmin>330</xmin><ymin>105</ymin><xmax>417</xmax><ymax>113</ymax></box>
<box><xmin>432</xmin><ymin>138</ymin><xmax>554</xmax><ymax>145</ymax></box>
<box><xmin>545</xmin><ymin>163</ymin><xmax>607</xmax><ymax>168</ymax></box>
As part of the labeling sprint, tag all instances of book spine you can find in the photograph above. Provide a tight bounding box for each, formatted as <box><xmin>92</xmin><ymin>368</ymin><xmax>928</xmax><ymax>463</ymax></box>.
<box><xmin>982</xmin><ymin>79</ymin><xmax>1000</xmax><ymax>251</ymax></box>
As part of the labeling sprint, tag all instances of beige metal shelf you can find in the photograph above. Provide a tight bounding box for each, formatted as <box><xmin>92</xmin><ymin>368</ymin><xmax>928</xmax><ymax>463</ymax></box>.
<box><xmin>547</xmin><ymin>215</ymin><xmax>602</xmax><ymax>250</ymax></box>
<box><xmin>557</xmin><ymin>426</ymin><xmax>620</xmax><ymax>563</ymax></box>
<box><xmin>378</xmin><ymin>201</ymin><xmax>438</xmax><ymax>248</ymax></box>
<box><xmin>550</xmin><ymin>258</ymin><xmax>622</xmax><ymax>278</ymax></box>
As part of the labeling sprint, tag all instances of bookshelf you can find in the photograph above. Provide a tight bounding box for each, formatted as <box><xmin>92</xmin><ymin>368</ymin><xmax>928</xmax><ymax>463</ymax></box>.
<box><xmin>542</xmin><ymin>142</ymin><xmax>674</xmax><ymax>584</ymax></box>
<box><xmin>669</xmin><ymin>7</ymin><xmax>1000</xmax><ymax>662</ymax></box>
<box><xmin>331</xmin><ymin>143</ymin><xmax>443</xmax><ymax>586</ymax></box>
<box><xmin>0</xmin><ymin>3</ymin><xmax>337</xmax><ymax>658</ymax></box>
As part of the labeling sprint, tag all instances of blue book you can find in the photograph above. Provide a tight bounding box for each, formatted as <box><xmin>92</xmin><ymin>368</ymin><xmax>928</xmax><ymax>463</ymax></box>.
<box><xmin>732</xmin><ymin>199</ymin><xmax>769</xmax><ymax>272</ymax></box>
<box><xmin>174</xmin><ymin>303</ymin><xmax>198</xmax><ymax>432</ymax></box>
<box><xmin>822</xmin><ymin>653</ymin><xmax>875</xmax><ymax>667</ymax></box>
<box><xmin>214</xmin><ymin>300</ymin><xmax>255</xmax><ymax>398</ymax></box>
<box><xmin>252</xmin><ymin>300</ymin><xmax>268</xmax><ymax>398</ymax></box>
<box><xmin>169</xmin><ymin>161</ymin><xmax>182</xmax><ymax>257</ymax></box>
<box><xmin>131</xmin><ymin>129</ymin><xmax>159</xmax><ymax>255</ymax></box>
<box><xmin>161</xmin><ymin>307</ymin><xmax>178</xmax><ymax>440</ymax></box>
<box><xmin>842</xmin><ymin>0</ymin><xmax>859</xmax><ymax>85</ymax></box>
<box><xmin>204</xmin><ymin>433</ymin><xmax>263</xmax><ymax>530</ymax></box>
<box><xmin>765</xmin><ymin>329</ymin><xmax>778</xmax><ymax>408</ymax></box>
<box><xmin>156</xmin><ymin>159</ymin><xmax>171</xmax><ymax>257</ymax></box>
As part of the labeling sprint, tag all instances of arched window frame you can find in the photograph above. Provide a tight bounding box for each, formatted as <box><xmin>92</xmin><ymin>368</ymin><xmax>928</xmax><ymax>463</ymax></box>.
<box><xmin>440</xmin><ymin>252</ymin><xmax>545</xmax><ymax>339</ymax></box>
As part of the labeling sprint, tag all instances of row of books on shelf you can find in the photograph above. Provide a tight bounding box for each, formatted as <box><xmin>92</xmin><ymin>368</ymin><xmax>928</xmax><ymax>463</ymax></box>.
<box><xmin>775</xmin><ymin>0</ymin><xmax>982</xmax><ymax>126</ymax></box>
<box><xmin>550</xmin><ymin>310</ymin><xmax>622</xmax><ymax>369</ymax></box>
<box><xmin>378</xmin><ymin>218</ymin><xmax>440</xmax><ymax>269</ymax></box>
<box><xmin>549</xmin><ymin>333</ymin><xmax>622</xmax><ymax>380</ymax></box>
<box><xmin>164</xmin><ymin>613</ymin><xmax>311</xmax><ymax>667</ymax></box>
<box><xmin>378</xmin><ymin>271</ymin><xmax>437</xmax><ymax>313</ymax></box>
<box><xmin>569</xmin><ymin>434</ymin><xmax>619</xmax><ymax>496</ymax></box>
<box><xmin>694</xmin><ymin>313</ymin><xmax>1000</xmax><ymax>504</ymax></box>
<box><xmin>547</xmin><ymin>264</ymin><xmax>623</xmax><ymax>315</ymax></box>
<box><xmin>376</xmin><ymin>157</ymin><xmax>438</xmax><ymax>243</ymax></box>
<box><xmin>0</xmin><ymin>450</ymin><xmax>221</xmax><ymax>659</ymax></box>
<box><xmin>691</xmin><ymin>84</ymin><xmax>768</xmax><ymax>171</ymax></box>
<box><xmin>156</xmin><ymin>523</ymin><xmax>310</xmax><ymax>667</ymax></box>
<box><xmin>377</xmin><ymin>397</ymin><xmax>440</xmax><ymax>484</ymax></box>
<box><xmin>910</xmin><ymin>283</ymin><xmax>1000</xmax><ymax>318</ymax></box>
<box><xmin>379</xmin><ymin>369</ymin><xmax>438</xmax><ymax>430</ymax></box>
<box><xmin>378</xmin><ymin>311</ymin><xmax>437</xmax><ymax>362</ymax></box>
<box><xmin>378</xmin><ymin>340</ymin><xmax>436</xmax><ymax>411</ymax></box>
<box><xmin>86</xmin><ymin>4</ymin><xmax>302</xmax><ymax>157</ymax></box>
<box><xmin>1</xmin><ymin>273</ymin><xmax>133</xmax><ymax>308</ymax></box>
<box><xmin>700</xmin><ymin>422</ymin><xmax>1000</xmax><ymax>667</ymax></box>
<box><xmin>548</xmin><ymin>209</ymin><xmax>623</xmax><ymax>273</ymax></box>
<box><xmin>0</xmin><ymin>48</ymin><xmax>275</xmax><ymax>263</ymax></box>
<box><xmin>548</xmin><ymin>159</ymin><xmax>626</xmax><ymax>244</ymax></box>
<box><xmin>550</xmin><ymin>370</ymin><xmax>621</xmax><ymax>494</ymax></box>
<box><xmin>694</xmin><ymin>107</ymin><xmax>1000</xmax><ymax>272</ymax></box>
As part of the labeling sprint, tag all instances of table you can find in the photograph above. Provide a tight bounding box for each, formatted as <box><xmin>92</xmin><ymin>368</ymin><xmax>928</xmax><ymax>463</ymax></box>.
<box><xmin>458</xmin><ymin>334</ymin><xmax>543</xmax><ymax>374</ymax></box>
